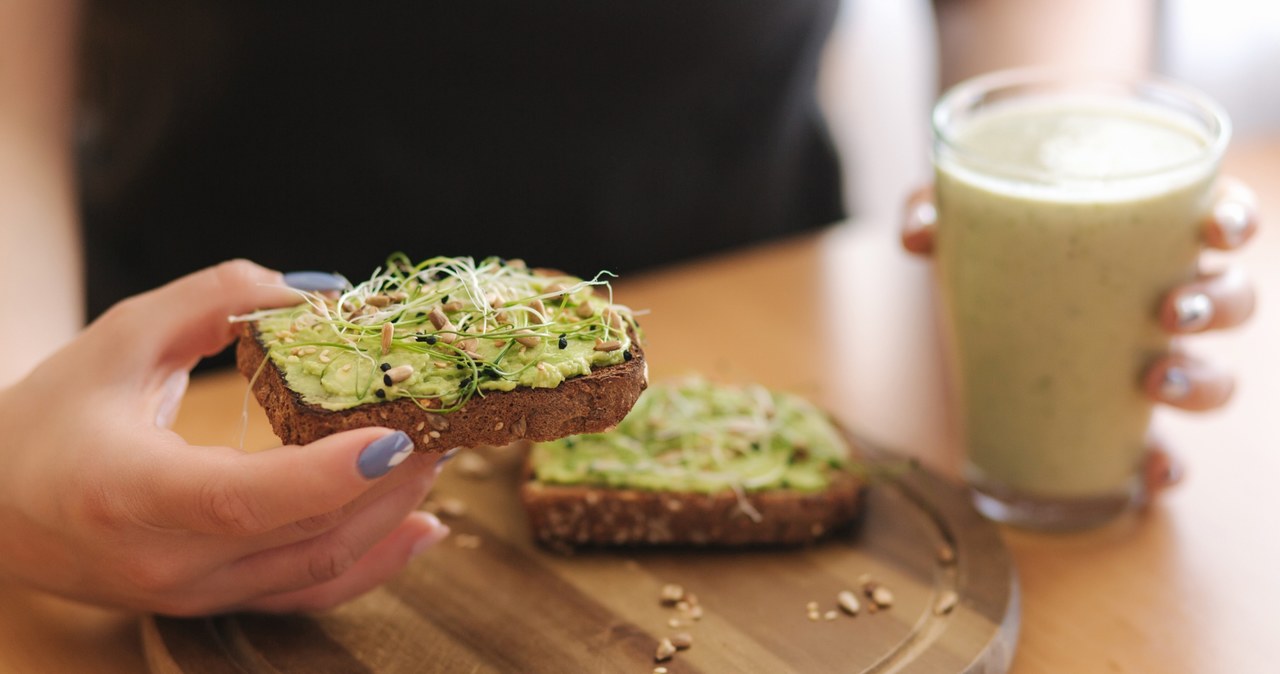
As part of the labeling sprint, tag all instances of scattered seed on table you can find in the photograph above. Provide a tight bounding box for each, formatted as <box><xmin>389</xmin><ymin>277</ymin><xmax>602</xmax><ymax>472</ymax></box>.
<box><xmin>660</xmin><ymin>584</ymin><xmax>685</xmax><ymax>606</ymax></box>
<box><xmin>655</xmin><ymin>639</ymin><xmax>676</xmax><ymax>662</ymax></box>
<box><xmin>871</xmin><ymin>586</ymin><xmax>894</xmax><ymax>609</ymax></box>
<box><xmin>837</xmin><ymin>590</ymin><xmax>861</xmax><ymax>616</ymax></box>
<box><xmin>455</xmin><ymin>453</ymin><xmax>493</xmax><ymax>479</ymax></box>
<box><xmin>438</xmin><ymin>498</ymin><xmax>467</xmax><ymax>518</ymax></box>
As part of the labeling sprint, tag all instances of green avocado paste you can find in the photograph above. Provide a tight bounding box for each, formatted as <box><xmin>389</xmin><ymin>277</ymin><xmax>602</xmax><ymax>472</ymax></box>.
<box><xmin>241</xmin><ymin>254</ymin><xmax>639</xmax><ymax>412</ymax></box>
<box><xmin>531</xmin><ymin>378</ymin><xmax>852</xmax><ymax>493</ymax></box>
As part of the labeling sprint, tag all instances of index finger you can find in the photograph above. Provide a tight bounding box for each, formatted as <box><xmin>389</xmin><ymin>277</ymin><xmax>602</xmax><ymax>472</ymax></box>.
<box><xmin>93</xmin><ymin>260</ymin><xmax>300</xmax><ymax>372</ymax></box>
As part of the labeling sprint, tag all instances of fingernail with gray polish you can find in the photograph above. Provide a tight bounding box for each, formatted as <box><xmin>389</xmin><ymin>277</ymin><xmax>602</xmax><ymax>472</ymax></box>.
<box><xmin>1174</xmin><ymin>292</ymin><xmax>1214</xmax><ymax>332</ymax></box>
<box><xmin>283</xmin><ymin>271</ymin><xmax>349</xmax><ymax>293</ymax></box>
<box><xmin>1159</xmin><ymin>367</ymin><xmax>1192</xmax><ymax>402</ymax></box>
<box><xmin>358</xmin><ymin>431</ymin><xmax>415</xmax><ymax>479</ymax></box>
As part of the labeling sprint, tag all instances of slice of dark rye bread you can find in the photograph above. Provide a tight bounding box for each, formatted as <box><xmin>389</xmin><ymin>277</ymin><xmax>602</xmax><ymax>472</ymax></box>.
<box><xmin>235</xmin><ymin>322</ymin><xmax>649</xmax><ymax>452</ymax></box>
<box><xmin>519</xmin><ymin>455</ymin><xmax>866</xmax><ymax>548</ymax></box>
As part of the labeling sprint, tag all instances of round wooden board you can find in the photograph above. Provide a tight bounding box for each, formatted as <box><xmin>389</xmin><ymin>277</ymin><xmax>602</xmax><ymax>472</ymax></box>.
<box><xmin>142</xmin><ymin>443</ymin><xmax>1019</xmax><ymax>673</ymax></box>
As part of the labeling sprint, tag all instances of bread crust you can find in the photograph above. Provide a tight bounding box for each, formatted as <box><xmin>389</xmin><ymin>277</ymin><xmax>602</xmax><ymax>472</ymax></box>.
<box><xmin>236</xmin><ymin>322</ymin><xmax>648</xmax><ymax>452</ymax></box>
<box><xmin>519</xmin><ymin>456</ymin><xmax>865</xmax><ymax>547</ymax></box>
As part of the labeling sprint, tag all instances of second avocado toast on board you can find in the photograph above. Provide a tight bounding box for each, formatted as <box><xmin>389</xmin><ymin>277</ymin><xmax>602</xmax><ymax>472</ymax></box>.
<box><xmin>521</xmin><ymin>377</ymin><xmax>866</xmax><ymax>546</ymax></box>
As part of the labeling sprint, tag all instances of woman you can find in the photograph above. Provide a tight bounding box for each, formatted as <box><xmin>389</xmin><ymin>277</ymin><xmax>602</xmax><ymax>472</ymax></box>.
<box><xmin>0</xmin><ymin>0</ymin><xmax>1257</xmax><ymax>615</ymax></box>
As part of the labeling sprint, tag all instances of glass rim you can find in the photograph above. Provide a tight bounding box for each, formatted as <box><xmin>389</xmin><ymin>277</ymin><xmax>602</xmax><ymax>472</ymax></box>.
<box><xmin>932</xmin><ymin>68</ymin><xmax>1232</xmax><ymax>183</ymax></box>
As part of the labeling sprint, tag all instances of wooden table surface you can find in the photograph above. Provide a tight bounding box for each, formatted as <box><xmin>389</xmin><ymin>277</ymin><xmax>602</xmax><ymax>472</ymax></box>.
<box><xmin>2</xmin><ymin>136</ymin><xmax>1277</xmax><ymax>674</ymax></box>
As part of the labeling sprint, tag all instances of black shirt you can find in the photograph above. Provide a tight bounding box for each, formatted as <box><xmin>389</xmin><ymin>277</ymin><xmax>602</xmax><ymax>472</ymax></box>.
<box><xmin>80</xmin><ymin>1</ymin><xmax>844</xmax><ymax>322</ymax></box>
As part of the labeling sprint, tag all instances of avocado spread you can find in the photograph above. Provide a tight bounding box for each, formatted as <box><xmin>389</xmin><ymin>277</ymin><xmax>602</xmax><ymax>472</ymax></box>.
<box><xmin>531</xmin><ymin>378</ymin><xmax>852</xmax><ymax>493</ymax></box>
<box><xmin>239</xmin><ymin>254</ymin><xmax>638</xmax><ymax>412</ymax></box>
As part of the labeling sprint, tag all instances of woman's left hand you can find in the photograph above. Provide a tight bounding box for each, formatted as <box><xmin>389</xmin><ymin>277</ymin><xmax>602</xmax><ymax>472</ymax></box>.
<box><xmin>900</xmin><ymin>177</ymin><xmax>1260</xmax><ymax>496</ymax></box>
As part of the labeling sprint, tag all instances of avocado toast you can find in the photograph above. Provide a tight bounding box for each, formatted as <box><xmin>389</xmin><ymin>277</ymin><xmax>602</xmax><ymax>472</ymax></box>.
<box><xmin>520</xmin><ymin>378</ymin><xmax>865</xmax><ymax>546</ymax></box>
<box><xmin>235</xmin><ymin>254</ymin><xmax>647</xmax><ymax>451</ymax></box>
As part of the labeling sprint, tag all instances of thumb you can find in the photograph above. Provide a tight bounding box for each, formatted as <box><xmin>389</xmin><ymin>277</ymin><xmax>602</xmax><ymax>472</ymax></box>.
<box><xmin>91</xmin><ymin>259</ymin><xmax>300</xmax><ymax>372</ymax></box>
<box><xmin>149</xmin><ymin>428</ymin><xmax>430</xmax><ymax>536</ymax></box>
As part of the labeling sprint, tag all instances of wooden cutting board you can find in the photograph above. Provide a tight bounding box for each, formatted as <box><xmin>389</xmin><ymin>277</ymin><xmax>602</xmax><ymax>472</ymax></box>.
<box><xmin>142</xmin><ymin>443</ymin><xmax>1018</xmax><ymax>673</ymax></box>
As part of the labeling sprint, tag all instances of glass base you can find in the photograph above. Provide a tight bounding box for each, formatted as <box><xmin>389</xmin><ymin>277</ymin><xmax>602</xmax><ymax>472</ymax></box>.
<box><xmin>969</xmin><ymin>479</ymin><xmax>1143</xmax><ymax>531</ymax></box>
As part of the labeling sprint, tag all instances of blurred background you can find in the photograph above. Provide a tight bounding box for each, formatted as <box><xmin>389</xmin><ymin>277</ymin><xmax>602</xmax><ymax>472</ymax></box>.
<box><xmin>821</xmin><ymin>0</ymin><xmax>1280</xmax><ymax>227</ymax></box>
<box><xmin>816</xmin><ymin>0</ymin><xmax>1280</xmax><ymax>463</ymax></box>
<box><xmin>1162</xmin><ymin>0</ymin><xmax>1280</xmax><ymax>136</ymax></box>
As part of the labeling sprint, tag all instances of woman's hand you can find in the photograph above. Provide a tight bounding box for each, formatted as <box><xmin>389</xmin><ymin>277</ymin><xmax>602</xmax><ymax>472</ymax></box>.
<box><xmin>0</xmin><ymin>260</ymin><xmax>448</xmax><ymax>615</ymax></box>
<box><xmin>901</xmin><ymin>178</ymin><xmax>1260</xmax><ymax>495</ymax></box>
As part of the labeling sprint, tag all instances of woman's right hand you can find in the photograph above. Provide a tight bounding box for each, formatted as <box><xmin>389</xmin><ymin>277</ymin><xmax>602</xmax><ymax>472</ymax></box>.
<box><xmin>0</xmin><ymin>260</ymin><xmax>449</xmax><ymax>615</ymax></box>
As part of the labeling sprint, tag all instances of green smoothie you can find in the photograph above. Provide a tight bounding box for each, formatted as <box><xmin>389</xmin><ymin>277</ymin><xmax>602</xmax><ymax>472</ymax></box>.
<box><xmin>933</xmin><ymin>90</ymin><xmax>1225</xmax><ymax>508</ymax></box>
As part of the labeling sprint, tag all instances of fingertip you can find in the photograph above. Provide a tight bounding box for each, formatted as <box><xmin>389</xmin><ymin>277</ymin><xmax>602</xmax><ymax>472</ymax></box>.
<box><xmin>115</xmin><ymin>259</ymin><xmax>298</xmax><ymax>370</ymax></box>
<box><xmin>1145</xmin><ymin>356</ymin><xmax>1235</xmax><ymax>411</ymax></box>
<box><xmin>408</xmin><ymin>511</ymin><xmax>451</xmax><ymax>559</ymax></box>
<box><xmin>1163</xmin><ymin>290</ymin><xmax>1214</xmax><ymax>333</ymax></box>
<box><xmin>219</xmin><ymin>258</ymin><xmax>284</xmax><ymax>283</ymax></box>
<box><xmin>291</xmin><ymin>426</ymin><xmax>415</xmax><ymax>478</ymax></box>
<box><xmin>1160</xmin><ymin>267</ymin><xmax>1256</xmax><ymax>334</ymax></box>
<box><xmin>208</xmin><ymin>259</ymin><xmax>294</xmax><ymax>311</ymax></box>
<box><xmin>901</xmin><ymin>186</ymin><xmax>937</xmax><ymax>256</ymax></box>
<box><xmin>1204</xmin><ymin>178</ymin><xmax>1259</xmax><ymax>250</ymax></box>
<box><xmin>354</xmin><ymin>430</ymin><xmax>416</xmax><ymax>480</ymax></box>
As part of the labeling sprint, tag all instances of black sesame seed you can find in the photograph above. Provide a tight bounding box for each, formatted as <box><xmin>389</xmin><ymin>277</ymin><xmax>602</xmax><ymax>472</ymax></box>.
<box><xmin>383</xmin><ymin>374</ymin><xmax>393</xmax><ymax>386</ymax></box>
<box><xmin>558</xmin><ymin>334</ymin><xmax>568</xmax><ymax>350</ymax></box>
<box><xmin>425</xmin><ymin>335</ymin><xmax>438</xmax><ymax>345</ymax></box>
<box><xmin>375</xmin><ymin>388</ymin><xmax>386</xmax><ymax>399</ymax></box>
<box><xmin>623</xmin><ymin>350</ymin><xmax>633</xmax><ymax>362</ymax></box>
<box><xmin>440</xmin><ymin>294</ymin><xmax>449</xmax><ymax>304</ymax></box>
<box><xmin>380</xmin><ymin>362</ymin><xmax>391</xmax><ymax>372</ymax></box>
<box><xmin>459</xmin><ymin>377</ymin><xmax>472</xmax><ymax>389</ymax></box>
<box><xmin>415</xmin><ymin>335</ymin><xmax>430</xmax><ymax>343</ymax></box>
